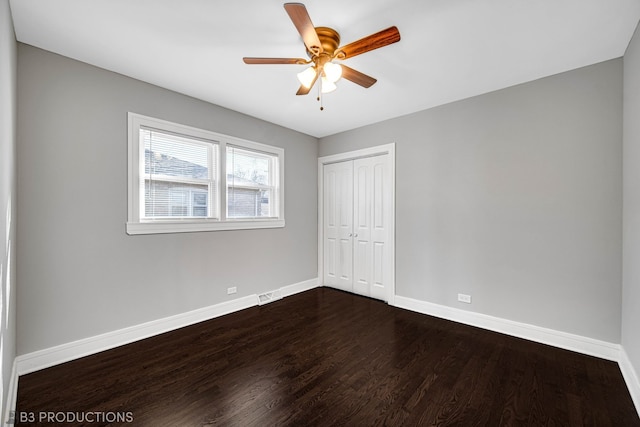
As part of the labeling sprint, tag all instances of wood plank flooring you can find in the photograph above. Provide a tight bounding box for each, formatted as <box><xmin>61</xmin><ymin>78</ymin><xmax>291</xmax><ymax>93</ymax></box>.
<box><xmin>15</xmin><ymin>288</ymin><xmax>640</xmax><ymax>426</ymax></box>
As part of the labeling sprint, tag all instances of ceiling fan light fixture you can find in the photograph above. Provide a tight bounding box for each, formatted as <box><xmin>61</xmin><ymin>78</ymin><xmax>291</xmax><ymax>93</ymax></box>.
<box><xmin>244</xmin><ymin>3</ymin><xmax>401</xmax><ymax>105</ymax></box>
<box><xmin>321</xmin><ymin>77</ymin><xmax>337</xmax><ymax>93</ymax></box>
<box><xmin>297</xmin><ymin>66</ymin><xmax>317</xmax><ymax>88</ymax></box>
<box><xmin>323</xmin><ymin>61</ymin><xmax>342</xmax><ymax>83</ymax></box>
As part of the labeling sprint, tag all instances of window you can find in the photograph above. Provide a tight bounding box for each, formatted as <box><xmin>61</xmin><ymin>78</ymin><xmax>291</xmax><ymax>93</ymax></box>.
<box><xmin>127</xmin><ymin>113</ymin><xmax>284</xmax><ymax>234</ymax></box>
<box><xmin>227</xmin><ymin>146</ymin><xmax>278</xmax><ymax>219</ymax></box>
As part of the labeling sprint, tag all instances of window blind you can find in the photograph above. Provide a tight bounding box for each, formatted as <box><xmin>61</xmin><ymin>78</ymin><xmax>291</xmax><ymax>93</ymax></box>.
<box><xmin>141</xmin><ymin>128</ymin><xmax>217</xmax><ymax>219</ymax></box>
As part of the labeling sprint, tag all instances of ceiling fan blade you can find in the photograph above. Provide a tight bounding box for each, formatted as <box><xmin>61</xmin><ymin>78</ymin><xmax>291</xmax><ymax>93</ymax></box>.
<box><xmin>296</xmin><ymin>85</ymin><xmax>311</xmax><ymax>96</ymax></box>
<box><xmin>296</xmin><ymin>71</ymin><xmax>319</xmax><ymax>95</ymax></box>
<box><xmin>284</xmin><ymin>3</ymin><xmax>323</xmax><ymax>55</ymax></box>
<box><xmin>340</xmin><ymin>65</ymin><xmax>377</xmax><ymax>88</ymax></box>
<box><xmin>243</xmin><ymin>57</ymin><xmax>307</xmax><ymax>65</ymax></box>
<box><xmin>337</xmin><ymin>26</ymin><xmax>401</xmax><ymax>59</ymax></box>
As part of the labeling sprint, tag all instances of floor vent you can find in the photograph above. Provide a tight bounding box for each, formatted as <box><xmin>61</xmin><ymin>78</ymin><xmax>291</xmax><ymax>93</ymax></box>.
<box><xmin>257</xmin><ymin>290</ymin><xmax>282</xmax><ymax>306</ymax></box>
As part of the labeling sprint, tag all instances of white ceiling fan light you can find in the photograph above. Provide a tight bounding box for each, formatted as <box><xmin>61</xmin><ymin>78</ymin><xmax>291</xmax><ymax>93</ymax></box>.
<box><xmin>321</xmin><ymin>76</ymin><xmax>337</xmax><ymax>93</ymax></box>
<box><xmin>323</xmin><ymin>61</ymin><xmax>342</xmax><ymax>83</ymax></box>
<box><xmin>296</xmin><ymin>66</ymin><xmax>317</xmax><ymax>88</ymax></box>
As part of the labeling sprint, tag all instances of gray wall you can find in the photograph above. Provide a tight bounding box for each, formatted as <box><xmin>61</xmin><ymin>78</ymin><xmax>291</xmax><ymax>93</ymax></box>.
<box><xmin>320</xmin><ymin>59</ymin><xmax>623</xmax><ymax>343</ymax></box>
<box><xmin>16</xmin><ymin>44</ymin><xmax>318</xmax><ymax>355</ymax></box>
<box><xmin>623</xmin><ymin>23</ymin><xmax>640</xmax><ymax>387</ymax></box>
<box><xmin>0</xmin><ymin>0</ymin><xmax>17</xmax><ymax>416</ymax></box>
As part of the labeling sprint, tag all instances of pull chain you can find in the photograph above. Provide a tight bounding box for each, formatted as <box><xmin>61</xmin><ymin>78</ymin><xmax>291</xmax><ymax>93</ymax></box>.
<box><xmin>317</xmin><ymin>79</ymin><xmax>324</xmax><ymax>111</ymax></box>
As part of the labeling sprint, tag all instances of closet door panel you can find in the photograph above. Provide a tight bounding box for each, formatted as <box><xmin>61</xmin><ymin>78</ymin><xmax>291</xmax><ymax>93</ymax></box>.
<box><xmin>323</xmin><ymin>162</ymin><xmax>353</xmax><ymax>292</ymax></box>
<box><xmin>353</xmin><ymin>158</ymin><xmax>372</xmax><ymax>296</ymax></box>
<box><xmin>370</xmin><ymin>156</ymin><xmax>390</xmax><ymax>300</ymax></box>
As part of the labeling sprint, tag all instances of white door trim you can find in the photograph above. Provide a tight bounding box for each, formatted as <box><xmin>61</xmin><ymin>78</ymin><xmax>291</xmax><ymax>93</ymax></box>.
<box><xmin>318</xmin><ymin>143</ymin><xmax>396</xmax><ymax>304</ymax></box>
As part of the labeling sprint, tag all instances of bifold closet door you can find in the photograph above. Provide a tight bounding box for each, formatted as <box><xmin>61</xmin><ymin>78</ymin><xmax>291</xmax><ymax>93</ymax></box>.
<box><xmin>323</xmin><ymin>154</ymin><xmax>391</xmax><ymax>301</ymax></box>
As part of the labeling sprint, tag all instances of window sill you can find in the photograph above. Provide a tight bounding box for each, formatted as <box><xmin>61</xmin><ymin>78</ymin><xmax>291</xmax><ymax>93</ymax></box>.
<box><xmin>126</xmin><ymin>219</ymin><xmax>285</xmax><ymax>235</ymax></box>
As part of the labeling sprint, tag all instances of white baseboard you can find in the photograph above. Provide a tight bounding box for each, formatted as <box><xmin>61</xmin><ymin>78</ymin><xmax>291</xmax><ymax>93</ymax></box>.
<box><xmin>620</xmin><ymin>348</ymin><xmax>640</xmax><ymax>414</ymax></box>
<box><xmin>16</xmin><ymin>278</ymin><xmax>319</xmax><ymax>376</ymax></box>
<box><xmin>3</xmin><ymin>359</ymin><xmax>18</xmax><ymax>426</ymax></box>
<box><xmin>280</xmin><ymin>278</ymin><xmax>319</xmax><ymax>298</ymax></box>
<box><xmin>393</xmin><ymin>295</ymin><xmax>621</xmax><ymax>361</ymax></box>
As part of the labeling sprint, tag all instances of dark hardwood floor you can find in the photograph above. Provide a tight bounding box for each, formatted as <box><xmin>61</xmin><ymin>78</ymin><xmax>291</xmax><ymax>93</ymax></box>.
<box><xmin>15</xmin><ymin>288</ymin><xmax>640</xmax><ymax>426</ymax></box>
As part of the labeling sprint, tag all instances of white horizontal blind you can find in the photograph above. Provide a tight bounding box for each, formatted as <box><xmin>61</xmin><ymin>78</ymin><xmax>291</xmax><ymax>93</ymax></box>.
<box><xmin>226</xmin><ymin>145</ymin><xmax>278</xmax><ymax>219</ymax></box>
<box><xmin>141</xmin><ymin>127</ymin><xmax>218</xmax><ymax>219</ymax></box>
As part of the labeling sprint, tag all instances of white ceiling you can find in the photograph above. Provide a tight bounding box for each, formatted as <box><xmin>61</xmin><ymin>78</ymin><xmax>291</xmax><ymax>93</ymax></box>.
<box><xmin>9</xmin><ymin>0</ymin><xmax>640</xmax><ymax>138</ymax></box>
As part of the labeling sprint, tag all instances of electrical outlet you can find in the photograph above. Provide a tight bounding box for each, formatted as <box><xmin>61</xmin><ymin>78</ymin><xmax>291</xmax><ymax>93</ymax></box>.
<box><xmin>457</xmin><ymin>293</ymin><xmax>472</xmax><ymax>304</ymax></box>
<box><xmin>227</xmin><ymin>287</ymin><xmax>237</xmax><ymax>295</ymax></box>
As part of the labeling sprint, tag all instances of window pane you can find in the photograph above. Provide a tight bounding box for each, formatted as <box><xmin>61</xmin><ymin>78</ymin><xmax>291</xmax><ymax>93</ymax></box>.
<box><xmin>145</xmin><ymin>182</ymin><xmax>209</xmax><ymax>218</ymax></box>
<box><xmin>140</xmin><ymin>127</ymin><xmax>217</xmax><ymax>219</ymax></box>
<box><xmin>227</xmin><ymin>146</ymin><xmax>277</xmax><ymax>218</ymax></box>
<box><xmin>142</xmin><ymin>128</ymin><xmax>209</xmax><ymax>179</ymax></box>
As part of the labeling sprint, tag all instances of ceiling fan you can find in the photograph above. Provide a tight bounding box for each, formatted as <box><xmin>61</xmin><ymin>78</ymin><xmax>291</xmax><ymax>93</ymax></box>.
<box><xmin>243</xmin><ymin>3</ymin><xmax>401</xmax><ymax>105</ymax></box>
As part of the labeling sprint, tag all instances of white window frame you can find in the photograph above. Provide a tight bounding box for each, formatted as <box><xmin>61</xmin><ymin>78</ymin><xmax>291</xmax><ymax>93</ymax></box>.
<box><xmin>127</xmin><ymin>113</ymin><xmax>285</xmax><ymax>235</ymax></box>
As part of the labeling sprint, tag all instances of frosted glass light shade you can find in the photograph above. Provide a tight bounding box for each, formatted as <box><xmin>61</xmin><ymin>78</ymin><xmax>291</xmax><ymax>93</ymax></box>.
<box><xmin>321</xmin><ymin>77</ymin><xmax>337</xmax><ymax>93</ymax></box>
<box><xmin>323</xmin><ymin>62</ymin><xmax>342</xmax><ymax>83</ymax></box>
<box><xmin>297</xmin><ymin>67</ymin><xmax>317</xmax><ymax>88</ymax></box>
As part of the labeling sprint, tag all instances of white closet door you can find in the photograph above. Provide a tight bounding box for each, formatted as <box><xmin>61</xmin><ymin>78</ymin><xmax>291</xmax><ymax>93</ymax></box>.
<box><xmin>323</xmin><ymin>161</ymin><xmax>354</xmax><ymax>292</ymax></box>
<box><xmin>322</xmin><ymin>154</ymin><xmax>392</xmax><ymax>301</ymax></box>
<box><xmin>352</xmin><ymin>155</ymin><xmax>391</xmax><ymax>300</ymax></box>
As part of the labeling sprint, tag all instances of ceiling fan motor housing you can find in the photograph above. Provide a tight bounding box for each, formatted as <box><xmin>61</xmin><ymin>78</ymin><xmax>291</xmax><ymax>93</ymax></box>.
<box><xmin>310</xmin><ymin>27</ymin><xmax>341</xmax><ymax>59</ymax></box>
